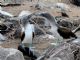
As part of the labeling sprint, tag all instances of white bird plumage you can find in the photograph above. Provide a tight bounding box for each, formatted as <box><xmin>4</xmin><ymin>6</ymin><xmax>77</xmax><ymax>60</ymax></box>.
<box><xmin>22</xmin><ymin>23</ymin><xmax>34</xmax><ymax>44</ymax></box>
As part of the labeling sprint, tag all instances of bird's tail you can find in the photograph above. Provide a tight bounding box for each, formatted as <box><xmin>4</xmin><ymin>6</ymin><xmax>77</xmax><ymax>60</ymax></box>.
<box><xmin>18</xmin><ymin>44</ymin><xmax>37</xmax><ymax>60</ymax></box>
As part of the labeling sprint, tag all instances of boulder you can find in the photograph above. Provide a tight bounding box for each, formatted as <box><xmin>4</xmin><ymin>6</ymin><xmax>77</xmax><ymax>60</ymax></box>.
<box><xmin>0</xmin><ymin>47</ymin><xmax>24</xmax><ymax>60</ymax></box>
<box><xmin>57</xmin><ymin>20</ymin><xmax>73</xmax><ymax>29</ymax></box>
<box><xmin>0</xmin><ymin>10</ymin><xmax>13</xmax><ymax>19</ymax></box>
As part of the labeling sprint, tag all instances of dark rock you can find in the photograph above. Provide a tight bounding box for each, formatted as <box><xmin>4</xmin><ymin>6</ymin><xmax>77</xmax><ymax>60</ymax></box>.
<box><xmin>57</xmin><ymin>20</ymin><xmax>73</xmax><ymax>29</ymax></box>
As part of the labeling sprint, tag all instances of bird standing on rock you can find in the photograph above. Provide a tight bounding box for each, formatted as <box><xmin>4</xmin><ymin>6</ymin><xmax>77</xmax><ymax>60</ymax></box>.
<box><xmin>18</xmin><ymin>23</ymin><xmax>37</xmax><ymax>60</ymax></box>
<box><xmin>18</xmin><ymin>11</ymin><xmax>37</xmax><ymax>60</ymax></box>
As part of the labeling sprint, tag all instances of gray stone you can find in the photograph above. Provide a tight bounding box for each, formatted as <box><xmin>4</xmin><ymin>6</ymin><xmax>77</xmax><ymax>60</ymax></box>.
<box><xmin>0</xmin><ymin>47</ymin><xmax>24</xmax><ymax>60</ymax></box>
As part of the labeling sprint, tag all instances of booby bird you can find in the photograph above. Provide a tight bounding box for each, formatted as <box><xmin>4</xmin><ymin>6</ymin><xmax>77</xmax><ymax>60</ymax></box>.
<box><xmin>18</xmin><ymin>23</ymin><xmax>37</xmax><ymax>60</ymax></box>
<box><xmin>18</xmin><ymin>11</ymin><xmax>37</xmax><ymax>60</ymax></box>
<box><xmin>38</xmin><ymin>12</ymin><xmax>77</xmax><ymax>39</ymax></box>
